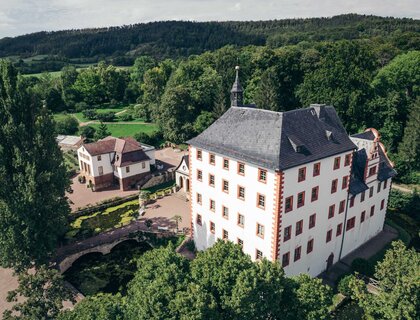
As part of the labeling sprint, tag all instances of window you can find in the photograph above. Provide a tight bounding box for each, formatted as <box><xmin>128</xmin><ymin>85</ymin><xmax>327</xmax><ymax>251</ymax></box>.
<box><xmin>384</xmin><ymin>179</ymin><xmax>388</xmax><ymax>189</ymax></box>
<box><xmin>369</xmin><ymin>186</ymin><xmax>374</xmax><ymax>198</ymax></box>
<box><xmin>368</xmin><ymin>166</ymin><xmax>377</xmax><ymax>176</ymax></box>
<box><xmin>285</xmin><ymin>196</ymin><xmax>293</xmax><ymax>212</ymax></box>
<box><xmin>238</xmin><ymin>186</ymin><xmax>245</xmax><ymax>200</ymax></box>
<box><xmin>197</xmin><ymin>149</ymin><xmax>202</xmax><ymax>160</ymax></box>
<box><xmin>126</xmin><ymin>166</ymin><xmax>130</xmax><ymax>173</ymax></box>
<box><xmin>342</xmin><ymin>176</ymin><xmax>349</xmax><ymax>189</ymax></box>
<box><xmin>237</xmin><ymin>238</ymin><xmax>243</xmax><ymax>248</ymax></box>
<box><xmin>97</xmin><ymin>155</ymin><xmax>102</xmax><ymax>161</ymax></box>
<box><xmin>257</xmin><ymin>194</ymin><xmax>265</xmax><ymax>209</ymax></box>
<box><xmin>256</xmin><ymin>249</ymin><xmax>263</xmax><ymax>260</ymax></box>
<box><xmin>346</xmin><ymin>217</ymin><xmax>356</xmax><ymax>231</ymax></box>
<box><xmin>298</xmin><ymin>167</ymin><xmax>306</xmax><ymax>182</ymax></box>
<box><xmin>98</xmin><ymin>166</ymin><xmax>103</xmax><ymax>175</ymax></box>
<box><xmin>209</xmin><ymin>199</ymin><xmax>215</xmax><ymax>212</ymax></box>
<box><xmin>222</xmin><ymin>229</ymin><xmax>228</xmax><ymax>240</ymax></box>
<box><xmin>361</xmin><ymin>211</ymin><xmax>366</xmax><ymax>223</ymax></box>
<box><xmin>237</xmin><ymin>213</ymin><xmax>245</xmax><ymax>227</ymax></box>
<box><xmin>222</xmin><ymin>179</ymin><xmax>229</xmax><ymax>193</ymax></box>
<box><xmin>350</xmin><ymin>196</ymin><xmax>355</xmax><ymax>208</ymax></box>
<box><xmin>222</xmin><ymin>206</ymin><xmax>229</xmax><ymax>219</ymax></box>
<box><xmin>223</xmin><ymin>158</ymin><xmax>229</xmax><ymax>170</ymax></box>
<box><xmin>258</xmin><ymin>168</ymin><xmax>267</xmax><ymax>182</ymax></box>
<box><xmin>196</xmin><ymin>214</ymin><xmax>202</xmax><ymax>226</ymax></box>
<box><xmin>361</xmin><ymin>191</ymin><xmax>365</xmax><ymax>202</ymax></box>
<box><xmin>339</xmin><ymin>200</ymin><xmax>345</xmax><ymax>214</ymax></box>
<box><xmin>284</xmin><ymin>226</ymin><xmax>291</xmax><ymax>242</ymax></box>
<box><xmin>313</xmin><ymin>162</ymin><xmax>321</xmax><ymax>176</ymax></box>
<box><xmin>282</xmin><ymin>252</ymin><xmax>290</xmax><ymax>267</ymax></box>
<box><xmin>331</xmin><ymin>179</ymin><xmax>338</xmax><ymax>193</ymax></box>
<box><xmin>142</xmin><ymin>162</ymin><xmax>146</xmax><ymax>169</ymax></box>
<box><xmin>294</xmin><ymin>246</ymin><xmax>302</xmax><ymax>261</ymax></box>
<box><xmin>328</xmin><ymin>204</ymin><xmax>335</xmax><ymax>219</ymax></box>
<box><xmin>196</xmin><ymin>193</ymin><xmax>202</xmax><ymax>204</ymax></box>
<box><xmin>370</xmin><ymin>205</ymin><xmax>375</xmax><ymax>217</ymax></box>
<box><xmin>381</xmin><ymin>199</ymin><xmax>385</xmax><ymax>210</ymax></box>
<box><xmin>333</xmin><ymin>157</ymin><xmax>341</xmax><ymax>170</ymax></box>
<box><xmin>336</xmin><ymin>223</ymin><xmax>343</xmax><ymax>236</ymax></box>
<box><xmin>307</xmin><ymin>239</ymin><xmax>314</xmax><ymax>254</ymax></box>
<box><xmin>297</xmin><ymin>191</ymin><xmax>305</xmax><ymax>208</ymax></box>
<box><xmin>209</xmin><ymin>174</ymin><xmax>215</xmax><ymax>187</ymax></box>
<box><xmin>309</xmin><ymin>214</ymin><xmax>316</xmax><ymax>229</ymax></box>
<box><xmin>326</xmin><ymin>230</ymin><xmax>332</xmax><ymax>242</ymax></box>
<box><xmin>237</xmin><ymin>162</ymin><xmax>245</xmax><ymax>175</ymax></box>
<box><xmin>256</xmin><ymin>223</ymin><xmax>265</xmax><ymax>238</ymax></box>
<box><xmin>344</xmin><ymin>153</ymin><xmax>352</xmax><ymax>166</ymax></box>
<box><xmin>197</xmin><ymin>170</ymin><xmax>202</xmax><ymax>181</ymax></box>
<box><xmin>210</xmin><ymin>221</ymin><xmax>215</xmax><ymax>233</ymax></box>
<box><xmin>377</xmin><ymin>182</ymin><xmax>381</xmax><ymax>193</ymax></box>
<box><xmin>296</xmin><ymin>220</ymin><xmax>303</xmax><ymax>236</ymax></box>
<box><xmin>209</xmin><ymin>153</ymin><xmax>215</xmax><ymax>165</ymax></box>
<box><xmin>311</xmin><ymin>186</ymin><xmax>319</xmax><ymax>202</ymax></box>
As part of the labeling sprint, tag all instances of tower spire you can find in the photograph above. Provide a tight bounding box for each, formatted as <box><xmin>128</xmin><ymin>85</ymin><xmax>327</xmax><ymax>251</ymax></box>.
<box><xmin>231</xmin><ymin>65</ymin><xmax>243</xmax><ymax>107</ymax></box>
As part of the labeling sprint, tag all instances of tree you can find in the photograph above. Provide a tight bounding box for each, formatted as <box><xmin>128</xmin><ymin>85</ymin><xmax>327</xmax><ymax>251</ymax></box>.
<box><xmin>58</xmin><ymin>294</ymin><xmax>123</xmax><ymax>320</ymax></box>
<box><xmin>131</xmin><ymin>56</ymin><xmax>156</xmax><ymax>84</ymax></box>
<box><xmin>212</xmin><ymin>88</ymin><xmax>228</xmax><ymax>119</ymax></box>
<box><xmin>3</xmin><ymin>266</ymin><xmax>75</xmax><ymax>320</ymax></box>
<box><xmin>55</xmin><ymin>115</ymin><xmax>79</xmax><ymax>135</ymax></box>
<box><xmin>193</xmin><ymin>111</ymin><xmax>215</xmax><ymax>134</ymax></box>
<box><xmin>96</xmin><ymin>111</ymin><xmax>116</xmax><ymax>122</ymax></box>
<box><xmin>0</xmin><ymin>61</ymin><xmax>70</xmax><ymax>270</ymax></box>
<box><xmin>73</xmin><ymin>67</ymin><xmax>105</xmax><ymax>105</ymax></box>
<box><xmin>79</xmin><ymin>126</ymin><xmax>96</xmax><ymax>142</ymax></box>
<box><xmin>94</xmin><ymin>122</ymin><xmax>111</xmax><ymax>141</ymax></box>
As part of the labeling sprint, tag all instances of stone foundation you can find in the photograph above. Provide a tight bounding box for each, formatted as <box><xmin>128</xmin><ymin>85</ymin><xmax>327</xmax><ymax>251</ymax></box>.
<box><xmin>120</xmin><ymin>172</ymin><xmax>149</xmax><ymax>191</ymax></box>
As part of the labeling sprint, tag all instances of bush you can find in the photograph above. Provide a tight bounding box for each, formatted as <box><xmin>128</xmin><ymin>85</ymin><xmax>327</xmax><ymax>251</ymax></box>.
<box><xmin>55</xmin><ymin>115</ymin><xmax>79</xmax><ymax>135</ymax></box>
<box><xmin>118</xmin><ymin>112</ymin><xmax>134</xmax><ymax>121</ymax></box>
<box><xmin>96</xmin><ymin>111</ymin><xmax>116</xmax><ymax>122</ymax></box>
<box><xmin>337</xmin><ymin>275</ymin><xmax>354</xmax><ymax>296</ymax></box>
<box><xmin>388</xmin><ymin>189</ymin><xmax>420</xmax><ymax>218</ymax></box>
<box><xmin>82</xmin><ymin>109</ymin><xmax>98</xmax><ymax>120</ymax></box>
<box><xmin>134</xmin><ymin>130</ymin><xmax>163</xmax><ymax>147</ymax></box>
<box><xmin>75</xmin><ymin>101</ymin><xmax>89</xmax><ymax>112</ymax></box>
<box><xmin>351</xmin><ymin>258</ymin><xmax>374</xmax><ymax>276</ymax></box>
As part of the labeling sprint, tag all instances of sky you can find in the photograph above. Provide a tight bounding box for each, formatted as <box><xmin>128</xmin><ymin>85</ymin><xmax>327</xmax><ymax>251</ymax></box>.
<box><xmin>1</xmin><ymin>0</ymin><xmax>419</xmax><ymax>38</ymax></box>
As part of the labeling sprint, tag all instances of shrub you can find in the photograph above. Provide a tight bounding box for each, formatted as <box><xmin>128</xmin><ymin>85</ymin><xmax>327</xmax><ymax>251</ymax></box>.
<box><xmin>55</xmin><ymin>115</ymin><xmax>79</xmax><ymax>135</ymax></box>
<box><xmin>118</xmin><ymin>112</ymin><xmax>133</xmax><ymax>121</ymax></box>
<box><xmin>82</xmin><ymin>109</ymin><xmax>98</xmax><ymax>120</ymax></box>
<box><xmin>337</xmin><ymin>275</ymin><xmax>354</xmax><ymax>296</ymax></box>
<box><xmin>75</xmin><ymin>101</ymin><xmax>89</xmax><ymax>112</ymax></box>
<box><xmin>351</xmin><ymin>258</ymin><xmax>374</xmax><ymax>276</ymax></box>
<box><xmin>96</xmin><ymin>111</ymin><xmax>116</xmax><ymax>122</ymax></box>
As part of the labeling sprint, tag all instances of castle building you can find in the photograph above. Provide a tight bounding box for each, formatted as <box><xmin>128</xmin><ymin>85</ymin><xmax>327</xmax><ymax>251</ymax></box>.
<box><xmin>187</xmin><ymin>67</ymin><xmax>396</xmax><ymax>276</ymax></box>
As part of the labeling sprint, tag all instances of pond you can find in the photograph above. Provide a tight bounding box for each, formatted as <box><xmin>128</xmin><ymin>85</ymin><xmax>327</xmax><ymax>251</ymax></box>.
<box><xmin>64</xmin><ymin>240</ymin><xmax>152</xmax><ymax>296</ymax></box>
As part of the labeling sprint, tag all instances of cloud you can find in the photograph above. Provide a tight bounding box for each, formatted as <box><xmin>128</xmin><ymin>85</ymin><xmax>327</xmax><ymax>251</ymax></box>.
<box><xmin>0</xmin><ymin>0</ymin><xmax>419</xmax><ymax>38</ymax></box>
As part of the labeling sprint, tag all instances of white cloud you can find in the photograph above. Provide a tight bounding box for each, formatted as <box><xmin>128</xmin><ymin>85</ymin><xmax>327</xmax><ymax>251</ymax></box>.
<box><xmin>0</xmin><ymin>0</ymin><xmax>419</xmax><ymax>38</ymax></box>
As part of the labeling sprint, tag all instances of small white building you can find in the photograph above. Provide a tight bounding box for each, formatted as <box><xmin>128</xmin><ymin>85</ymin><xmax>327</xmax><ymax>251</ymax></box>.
<box><xmin>56</xmin><ymin>135</ymin><xmax>84</xmax><ymax>151</ymax></box>
<box><xmin>175</xmin><ymin>155</ymin><xmax>190</xmax><ymax>196</ymax></box>
<box><xmin>187</xmin><ymin>67</ymin><xmax>396</xmax><ymax>277</ymax></box>
<box><xmin>77</xmin><ymin>136</ymin><xmax>154</xmax><ymax>191</ymax></box>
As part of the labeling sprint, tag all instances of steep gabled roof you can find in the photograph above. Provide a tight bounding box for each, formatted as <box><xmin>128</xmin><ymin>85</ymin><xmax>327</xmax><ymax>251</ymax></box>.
<box><xmin>351</xmin><ymin>131</ymin><xmax>376</xmax><ymax>140</ymax></box>
<box><xmin>349</xmin><ymin>149</ymin><xmax>369</xmax><ymax>195</ymax></box>
<box><xmin>187</xmin><ymin>105</ymin><xmax>356</xmax><ymax>171</ymax></box>
<box><xmin>377</xmin><ymin>147</ymin><xmax>397</xmax><ymax>181</ymax></box>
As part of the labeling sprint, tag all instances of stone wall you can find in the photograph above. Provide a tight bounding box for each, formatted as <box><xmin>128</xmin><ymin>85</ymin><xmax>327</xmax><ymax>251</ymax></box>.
<box><xmin>141</xmin><ymin>171</ymin><xmax>175</xmax><ymax>189</ymax></box>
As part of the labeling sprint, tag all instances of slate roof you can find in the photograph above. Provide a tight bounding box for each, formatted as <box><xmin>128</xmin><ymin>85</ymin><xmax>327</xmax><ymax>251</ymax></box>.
<box><xmin>377</xmin><ymin>148</ymin><xmax>397</xmax><ymax>181</ymax></box>
<box><xmin>351</xmin><ymin>131</ymin><xmax>376</xmax><ymax>140</ymax></box>
<box><xmin>187</xmin><ymin>105</ymin><xmax>357</xmax><ymax>171</ymax></box>
<box><xmin>175</xmin><ymin>155</ymin><xmax>189</xmax><ymax>172</ymax></box>
<box><xmin>349</xmin><ymin>149</ymin><xmax>369</xmax><ymax>196</ymax></box>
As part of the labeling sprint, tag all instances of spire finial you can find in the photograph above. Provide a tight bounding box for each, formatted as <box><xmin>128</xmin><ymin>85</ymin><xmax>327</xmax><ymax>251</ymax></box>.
<box><xmin>231</xmin><ymin>65</ymin><xmax>243</xmax><ymax>107</ymax></box>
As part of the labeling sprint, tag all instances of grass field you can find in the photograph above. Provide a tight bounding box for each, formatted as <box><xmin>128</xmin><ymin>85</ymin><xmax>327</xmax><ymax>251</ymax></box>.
<box><xmin>88</xmin><ymin>123</ymin><xmax>158</xmax><ymax>137</ymax></box>
<box><xmin>73</xmin><ymin>107</ymin><xmax>126</xmax><ymax>122</ymax></box>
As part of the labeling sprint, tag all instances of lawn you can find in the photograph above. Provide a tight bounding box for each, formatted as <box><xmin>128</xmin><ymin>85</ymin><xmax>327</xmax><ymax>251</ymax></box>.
<box><xmin>73</xmin><ymin>107</ymin><xmax>127</xmax><ymax>122</ymax></box>
<box><xmin>88</xmin><ymin>123</ymin><xmax>158</xmax><ymax>137</ymax></box>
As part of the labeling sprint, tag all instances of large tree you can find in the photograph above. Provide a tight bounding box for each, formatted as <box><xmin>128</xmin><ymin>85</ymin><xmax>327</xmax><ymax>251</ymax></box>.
<box><xmin>0</xmin><ymin>61</ymin><xmax>70</xmax><ymax>270</ymax></box>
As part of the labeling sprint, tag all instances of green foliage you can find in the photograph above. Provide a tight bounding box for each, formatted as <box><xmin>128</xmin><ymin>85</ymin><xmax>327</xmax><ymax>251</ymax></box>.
<box><xmin>134</xmin><ymin>130</ymin><xmax>164</xmax><ymax>147</ymax></box>
<box><xmin>338</xmin><ymin>275</ymin><xmax>357</xmax><ymax>296</ymax></box>
<box><xmin>3</xmin><ymin>265</ymin><xmax>75</xmax><ymax>320</ymax></box>
<box><xmin>351</xmin><ymin>258</ymin><xmax>374</xmax><ymax>277</ymax></box>
<box><xmin>94</xmin><ymin>122</ymin><xmax>111</xmax><ymax>140</ymax></box>
<box><xmin>55</xmin><ymin>115</ymin><xmax>79</xmax><ymax>135</ymax></box>
<box><xmin>79</xmin><ymin>125</ymin><xmax>96</xmax><ymax>141</ymax></box>
<box><xmin>82</xmin><ymin>109</ymin><xmax>98</xmax><ymax>120</ymax></box>
<box><xmin>0</xmin><ymin>61</ymin><xmax>70</xmax><ymax>270</ymax></box>
<box><xmin>193</xmin><ymin>111</ymin><xmax>215</xmax><ymax>134</ymax></box>
<box><xmin>96</xmin><ymin>111</ymin><xmax>116</xmax><ymax>122</ymax></box>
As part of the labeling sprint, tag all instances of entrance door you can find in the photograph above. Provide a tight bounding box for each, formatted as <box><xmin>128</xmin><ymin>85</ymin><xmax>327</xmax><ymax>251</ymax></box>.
<box><xmin>186</xmin><ymin>178</ymin><xmax>190</xmax><ymax>192</ymax></box>
<box><xmin>326</xmin><ymin>253</ymin><xmax>334</xmax><ymax>271</ymax></box>
<box><xmin>179</xmin><ymin>176</ymin><xmax>183</xmax><ymax>189</ymax></box>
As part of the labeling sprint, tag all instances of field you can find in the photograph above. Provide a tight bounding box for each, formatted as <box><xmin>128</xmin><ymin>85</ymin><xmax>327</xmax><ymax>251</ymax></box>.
<box><xmin>89</xmin><ymin>123</ymin><xmax>158</xmax><ymax>137</ymax></box>
<box><xmin>73</xmin><ymin>107</ymin><xmax>126</xmax><ymax>122</ymax></box>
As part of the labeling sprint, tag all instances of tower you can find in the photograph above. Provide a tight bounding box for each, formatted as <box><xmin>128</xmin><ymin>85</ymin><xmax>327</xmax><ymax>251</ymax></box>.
<box><xmin>230</xmin><ymin>66</ymin><xmax>243</xmax><ymax>107</ymax></box>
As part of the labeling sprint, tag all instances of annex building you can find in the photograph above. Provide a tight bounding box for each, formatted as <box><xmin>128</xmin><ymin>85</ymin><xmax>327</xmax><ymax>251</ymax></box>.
<box><xmin>188</xmin><ymin>67</ymin><xmax>396</xmax><ymax>276</ymax></box>
<box><xmin>77</xmin><ymin>136</ymin><xmax>155</xmax><ymax>191</ymax></box>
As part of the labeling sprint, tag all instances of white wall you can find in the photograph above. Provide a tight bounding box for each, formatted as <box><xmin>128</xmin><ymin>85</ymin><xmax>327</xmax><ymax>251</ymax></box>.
<box><xmin>141</xmin><ymin>144</ymin><xmax>156</xmax><ymax>165</ymax></box>
<box><xmin>116</xmin><ymin>161</ymin><xmax>150</xmax><ymax>179</ymax></box>
<box><xmin>279</xmin><ymin>151</ymin><xmax>353</xmax><ymax>277</ymax></box>
<box><xmin>77</xmin><ymin>146</ymin><xmax>114</xmax><ymax>177</ymax></box>
<box><xmin>191</xmin><ymin>146</ymin><xmax>276</xmax><ymax>261</ymax></box>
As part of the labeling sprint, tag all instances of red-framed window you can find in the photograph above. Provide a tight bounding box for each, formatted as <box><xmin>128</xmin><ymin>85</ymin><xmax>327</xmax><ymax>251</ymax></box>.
<box><xmin>339</xmin><ymin>200</ymin><xmax>345</xmax><ymax>214</ymax></box>
<box><xmin>282</xmin><ymin>252</ymin><xmax>290</xmax><ymax>267</ymax></box>
<box><xmin>342</xmin><ymin>176</ymin><xmax>349</xmax><ymax>189</ymax></box>
<box><xmin>313</xmin><ymin>162</ymin><xmax>321</xmax><ymax>176</ymax></box>
<box><xmin>209</xmin><ymin>199</ymin><xmax>216</xmax><ymax>211</ymax></box>
<box><xmin>344</xmin><ymin>153</ymin><xmax>352</xmax><ymax>166</ymax></box>
<box><xmin>222</xmin><ymin>229</ymin><xmax>229</xmax><ymax>240</ymax></box>
<box><xmin>197</xmin><ymin>149</ymin><xmax>202</xmax><ymax>160</ymax></box>
<box><xmin>209</xmin><ymin>174</ymin><xmax>215</xmax><ymax>187</ymax></box>
<box><xmin>196</xmin><ymin>214</ymin><xmax>202</xmax><ymax>226</ymax></box>
<box><xmin>307</xmin><ymin>239</ymin><xmax>314</xmax><ymax>254</ymax></box>
<box><xmin>222</xmin><ymin>179</ymin><xmax>229</xmax><ymax>193</ymax></box>
<box><xmin>350</xmin><ymin>196</ymin><xmax>355</xmax><ymax>208</ymax></box>
<box><xmin>209</xmin><ymin>153</ymin><xmax>216</xmax><ymax>165</ymax></box>
<box><xmin>384</xmin><ymin>179</ymin><xmax>388</xmax><ymax>189</ymax></box>
<box><xmin>237</xmin><ymin>238</ymin><xmax>243</xmax><ymax>248</ymax></box>
<box><xmin>284</xmin><ymin>226</ymin><xmax>292</xmax><ymax>242</ymax></box>
<box><xmin>294</xmin><ymin>246</ymin><xmax>302</xmax><ymax>262</ymax></box>
<box><xmin>331</xmin><ymin>179</ymin><xmax>338</xmax><ymax>193</ymax></box>
<box><xmin>346</xmin><ymin>217</ymin><xmax>356</xmax><ymax>231</ymax></box>
<box><xmin>369</xmin><ymin>186</ymin><xmax>374</xmax><ymax>198</ymax></box>
<box><xmin>336</xmin><ymin>223</ymin><xmax>343</xmax><ymax>236</ymax></box>
<box><xmin>370</xmin><ymin>205</ymin><xmax>375</xmax><ymax>217</ymax></box>
<box><xmin>257</xmin><ymin>193</ymin><xmax>266</xmax><ymax>209</ymax></box>
<box><xmin>368</xmin><ymin>166</ymin><xmax>377</xmax><ymax>177</ymax></box>
<box><xmin>223</xmin><ymin>158</ymin><xmax>229</xmax><ymax>170</ymax></box>
<box><xmin>237</xmin><ymin>162</ymin><xmax>245</xmax><ymax>175</ymax></box>
<box><xmin>311</xmin><ymin>186</ymin><xmax>319</xmax><ymax>202</ymax></box>
<box><xmin>377</xmin><ymin>182</ymin><xmax>381</xmax><ymax>193</ymax></box>
<box><xmin>309</xmin><ymin>214</ymin><xmax>316</xmax><ymax>229</ymax></box>
<box><xmin>222</xmin><ymin>206</ymin><xmax>229</xmax><ymax>219</ymax></box>
<box><xmin>285</xmin><ymin>196</ymin><xmax>293</xmax><ymax>212</ymax></box>
<box><xmin>196</xmin><ymin>193</ymin><xmax>202</xmax><ymax>205</ymax></box>
<box><xmin>256</xmin><ymin>249</ymin><xmax>263</xmax><ymax>260</ymax></box>
<box><xmin>361</xmin><ymin>191</ymin><xmax>365</xmax><ymax>202</ymax></box>
<box><xmin>326</xmin><ymin>229</ymin><xmax>332</xmax><ymax>242</ymax></box>
<box><xmin>333</xmin><ymin>157</ymin><xmax>341</xmax><ymax>170</ymax></box>
<box><xmin>237</xmin><ymin>213</ymin><xmax>244</xmax><ymax>227</ymax></box>
<box><xmin>258</xmin><ymin>168</ymin><xmax>267</xmax><ymax>183</ymax></box>
<box><xmin>328</xmin><ymin>204</ymin><xmax>335</xmax><ymax>219</ymax></box>
<box><xmin>237</xmin><ymin>186</ymin><xmax>245</xmax><ymax>200</ymax></box>
<box><xmin>381</xmin><ymin>199</ymin><xmax>385</xmax><ymax>210</ymax></box>
<box><xmin>297</xmin><ymin>191</ymin><xmax>305</xmax><ymax>208</ymax></box>
<box><xmin>210</xmin><ymin>221</ymin><xmax>215</xmax><ymax>233</ymax></box>
<box><xmin>298</xmin><ymin>167</ymin><xmax>306</xmax><ymax>182</ymax></box>
<box><xmin>295</xmin><ymin>220</ymin><xmax>303</xmax><ymax>236</ymax></box>
<box><xmin>197</xmin><ymin>169</ymin><xmax>202</xmax><ymax>181</ymax></box>
<box><xmin>361</xmin><ymin>211</ymin><xmax>366</xmax><ymax>223</ymax></box>
<box><xmin>256</xmin><ymin>223</ymin><xmax>265</xmax><ymax>238</ymax></box>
